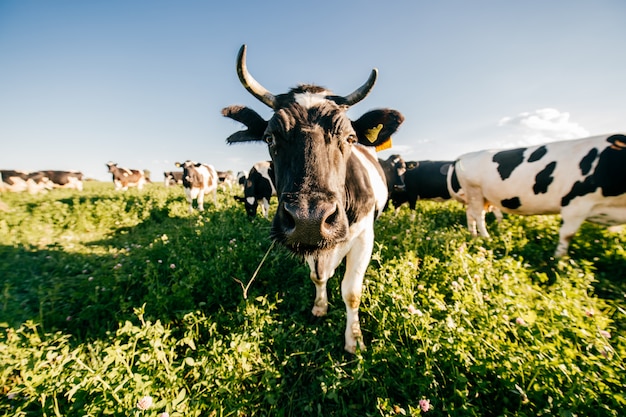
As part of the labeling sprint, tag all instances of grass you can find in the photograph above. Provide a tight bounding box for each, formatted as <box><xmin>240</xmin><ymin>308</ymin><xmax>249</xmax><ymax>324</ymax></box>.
<box><xmin>0</xmin><ymin>181</ymin><xmax>624</xmax><ymax>416</ymax></box>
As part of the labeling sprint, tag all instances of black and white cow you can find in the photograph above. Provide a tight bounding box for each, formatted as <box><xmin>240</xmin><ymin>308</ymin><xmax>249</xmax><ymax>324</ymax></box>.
<box><xmin>106</xmin><ymin>162</ymin><xmax>146</xmax><ymax>191</ymax></box>
<box><xmin>234</xmin><ymin>161</ymin><xmax>276</xmax><ymax>218</ymax></box>
<box><xmin>223</xmin><ymin>45</ymin><xmax>404</xmax><ymax>352</ymax></box>
<box><xmin>175</xmin><ymin>160</ymin><xmax>219</xmax><ymax>212</ymax></box>
<box><xmin>163</xmin><ymin>171</ymin><xmax>183</xmax><ymax>187</ymax></box>
<box><xmin>454</xmin><ymin>134</ymin><xmax>626</xmax><ymax>257</ymax></box>
<box><xmin>217</xmin><ymin>170</ymin><xmax>237</xmax><ymax>190</ymax></box>
<box><xmin>0</xmin><ymin>170</ymin><xmax>49</xmax><ymax>194</ymax></box>
<box><xmin>378</xmin><ymin>154</ymin><xmax>406</xmax><ymax>201</ymax></box>
<box><xmin>37</xmin><ymin>170</ymin><xmax>84</xmax><ymax>191</ymax></box>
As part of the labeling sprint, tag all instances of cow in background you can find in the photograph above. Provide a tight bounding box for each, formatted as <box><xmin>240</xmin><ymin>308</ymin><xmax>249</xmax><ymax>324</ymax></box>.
<box><xmin>176</xmin><ymin>160</ymin><xmax>219</xmax><ymax>212</ymax></box>
<box><xmin>391</xmin><ymin>160</ymin><xmax>457</xmax><ymax>209</ymax></box>
<box><xmin>217</xmin><ymin>170</ymin><xmax>237</xmax><ymax>190</ymax></box>
<box><xmin>106</xmin><ymin>162</ymin><xmax>146</xmax><ymax>191</ymax></box>
<box><xmin>223</xmin><ymin>45</ymin><xmax>403</xmax><ymax>353</ymax></box>
<box><xmin>234</xmin><ymin>161</ymin><xmax>276</xmax><ymax>218</ymax></box>
<box><xmin>38</xmin><ymin>170</ymin><xmax>84</xmax><ymax>191</ymax></box>
<box><xmin>378</xmin><ymin>154</ymin><xmax>406</xmax><ymax>205</ymax></box>
<box><xmin>164</xmin><ymin>171</ymin><xmax>183</xmax><ymax>187</ymax></box>
<box><xmin>0</xmin><ymin>170</ymin><xmax>49</xmax><ymax>194</ymax></box>
<box><xmin>454</xmin><ymin>133</ymin><xmax>626</xmax><ymax>257</ymax></box>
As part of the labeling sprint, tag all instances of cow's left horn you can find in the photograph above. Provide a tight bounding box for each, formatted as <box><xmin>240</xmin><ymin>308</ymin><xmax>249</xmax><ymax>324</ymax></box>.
<box><xmin>341</xmin><ymin>68</ymin><xmax>378</xmax><ymax>106</ymax></box>
<box><xmin>236</xmin><ymin>44</ymin><xmax>277</xmax><ymax>109</ymax></box>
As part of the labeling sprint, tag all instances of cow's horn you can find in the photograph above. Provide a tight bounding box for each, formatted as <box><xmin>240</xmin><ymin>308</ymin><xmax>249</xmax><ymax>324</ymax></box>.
<box><xmin>236</xmin><ymin>45</ymin><xmax>277</xmax><ymax>109</ymax></box>
<box><xmin>342</xmin><ymin>68</ymin><xmax>378</xmax><ymax>106</ymax></box>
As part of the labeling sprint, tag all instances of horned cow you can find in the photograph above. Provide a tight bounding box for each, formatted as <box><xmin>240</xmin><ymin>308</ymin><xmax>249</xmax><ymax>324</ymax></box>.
<box><xmin>223</xmin><ymin>45</ymin><xmax>404</xmax><ymax>353</ymax></box>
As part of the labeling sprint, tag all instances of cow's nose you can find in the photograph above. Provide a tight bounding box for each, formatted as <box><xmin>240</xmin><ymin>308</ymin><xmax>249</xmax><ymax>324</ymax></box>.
<box><xmin>281</xmin><ymin>200</ymin><xmax>342</xmax><ymax>244</ymax></box>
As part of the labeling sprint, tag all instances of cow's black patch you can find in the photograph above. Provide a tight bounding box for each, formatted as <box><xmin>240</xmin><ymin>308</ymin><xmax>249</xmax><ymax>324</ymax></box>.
<box><xmin>501</xmin><ymin>197</ymin><xmax>521</xmax><ymax>209</ymax></box>
<box><xmin>562</xmin><ymin>139</ymin><xmax>626</xmax><ymax>206</ymax></box>
<box><xmin>579</xmin><ymin>148</ymin><xmax>598</xmax><ymax>175</ymax></box>
<box><xmin>607</xmin><ymin>134</ymin><xmax>626</xmax><ymax>147</ymax></box>
<box><xmin>533</xmin><ymin>161</ymin><xmax>557</xmax><ymax>194</ymax></box>
<box><xmin>528</xmin><ymin>146</ymin><xmax>547</xmax><ymax>162</ymax></box>
<box><xmin>449</xmin><ymin>164</ymin><xmax>461</xmax><ymax>194</ymax></box>
<box><xmin>492</xmin><ymin>148</ymin><xmax>526</xmax><ymax>180</ymax></box>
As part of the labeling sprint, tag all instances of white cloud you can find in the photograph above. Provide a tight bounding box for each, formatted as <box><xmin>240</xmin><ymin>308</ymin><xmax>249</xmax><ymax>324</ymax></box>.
<box><xmin>497</xmin><ymin>108</ymin><xmax>589</xmax><ymax>148</ymax></box>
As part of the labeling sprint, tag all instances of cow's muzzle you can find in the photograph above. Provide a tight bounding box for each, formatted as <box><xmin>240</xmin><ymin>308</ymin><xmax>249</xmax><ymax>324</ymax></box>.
<box><xmin>272</xmin><ymin>195</ymin><xmax>348</xmax><ymax>252</ymax></box>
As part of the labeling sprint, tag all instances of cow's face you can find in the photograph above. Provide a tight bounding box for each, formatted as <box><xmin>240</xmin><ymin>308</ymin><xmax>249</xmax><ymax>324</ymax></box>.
<box><xmin>234</xmin><ymin>194</ymin><xmax>259</xmax><ymax>218</ymax></box>
<box><xmin>223</xmin><ymin>45</ymin><xmax>403</xmax><ymax>255</ymax></box>
<box><xmin>106</xmin><ymin>162</ymin><xmax>117</xmax><ymax>173</ymax></box>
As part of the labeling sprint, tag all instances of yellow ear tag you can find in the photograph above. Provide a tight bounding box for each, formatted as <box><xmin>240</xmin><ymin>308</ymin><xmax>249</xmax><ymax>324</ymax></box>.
<box><xmin>376</xmin><ymin>137</ymin><xmax>392</xmax><ymax>152</ymax></box>
<box><xmin>365</xmin><ymin>124</ymin><xmax>383</xmax><ymax>143</ymax></box>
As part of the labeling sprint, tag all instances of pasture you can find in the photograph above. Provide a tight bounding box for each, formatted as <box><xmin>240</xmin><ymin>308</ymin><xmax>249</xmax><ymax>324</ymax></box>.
<box><xmin>0</xmin><ymin>182</ymin><xmax>624</xmax><ymax>416</ymax></box>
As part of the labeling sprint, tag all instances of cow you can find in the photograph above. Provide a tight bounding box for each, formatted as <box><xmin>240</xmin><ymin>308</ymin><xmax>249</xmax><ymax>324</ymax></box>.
<box><xmin>378</xmin><ymin>154</ymin><xmax>406</xmax><ymax>202</ymax></box>
<box><xmin>390</xmin><ymin>160</ymin><xmax>454</xmax><ymax>210</ymax></box>
<box><xmin>106</xmin><ymin>162</ymin><xmax>146</xmax><ymax>191</ymax></box>
<box><xmin>453</xmin><ymin>133</ymin><xmax>626</xmax><ymax>257</ymax></box>
<box><xmin>234</xmin><ymin>161</ymin><xmax>276</xmax><ymax>218</ymax></box>
<box><xmin>217</xmin><ymin>170</ymin><xmax>237</xmax><ymax>190</ymax></box>
<box><xmin>175</xmin><ymin>160</ymin><xmax>219</xmax><ymax>212</ymax></box>
<box><xmin>37</xmin><ymin>170</ymin><xmax>83</xmax><ymax>191</ymax></box>
<box><xmin>222</xmin><ymin>45</ymin><xmax>404</xmax><ymax>353</ymax></box>
<box><xmin>0</xmin><ymin>170</ymin><xmax>49</xmax><ymax>194</ymax></box>
<box><xmin>164</xmin><ymin>171</ymin><xmax>183</xmax><ymax>187</ymax></box>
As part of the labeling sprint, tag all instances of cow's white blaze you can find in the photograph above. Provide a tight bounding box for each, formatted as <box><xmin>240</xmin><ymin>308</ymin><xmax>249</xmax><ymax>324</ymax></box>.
<box><xmin>294</xmin><ymin>91</ymin><xmax>333</xmax><ymax>109</ymax></box>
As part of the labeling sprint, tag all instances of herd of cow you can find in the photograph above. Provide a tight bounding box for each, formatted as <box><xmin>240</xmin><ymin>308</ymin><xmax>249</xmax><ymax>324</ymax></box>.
<box><xmin>3</xmin><ymin>45</ymin><xmax>625</xmax><ymax>352</ymax></box>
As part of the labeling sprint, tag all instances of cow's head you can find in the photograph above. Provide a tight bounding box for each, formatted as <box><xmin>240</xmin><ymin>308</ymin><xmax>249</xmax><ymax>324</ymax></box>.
<box><xmin>382</xmin><ymin>154</ymin><xmax>407</xmax><ymax>192</ymax></box>
<box><xmin>234</xmin><ymin>194</ymin><xmax>259</xmax><ymax>218</ymax></box>
<box><xmin>223</xmin><ymin>45</ymin><xmax>403</xmax><ymax>255</ymax></box>
<box><xmin>106</xmin><ymin>162</ymin><xmax>117</xmax><ymax>173</ymax></box>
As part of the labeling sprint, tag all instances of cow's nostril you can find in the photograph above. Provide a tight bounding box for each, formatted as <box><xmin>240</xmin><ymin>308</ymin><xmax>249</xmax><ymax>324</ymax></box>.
<box><xmin>321</xmin><ymin>203</ymin><xmax>339</xmax><ymax>234</ymax></box>
<box><xmin>281</xmin><ymin>202</ymin><xmax>297</xmax><ymax>232</ymax></box>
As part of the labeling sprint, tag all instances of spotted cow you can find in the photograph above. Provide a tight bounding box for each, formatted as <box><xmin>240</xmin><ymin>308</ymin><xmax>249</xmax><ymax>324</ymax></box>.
<box><xmin>222</xmin><ymin>45</ymin><xmax>404</xmax><ymax>352</ymax></box>
<box><xmin>164</xmin><ymin>171</ymin><xmax>183</xmax><ymax>187</ymax></box>
<box><xmin>106</xmin><ymin>162</ymin><xmax>146</xmax><ymax>191</ymax></box>
<box><xmin>38</xmin><ymin>170</ymin><xmax>84</xmax><ymax>191</ymax></box>
<box><xmin>0</xmin><ymin>170</ymin><xmax>49</xmax><ymax>194</ymax></box>
<box><xmin>454</xmin><ymin>134</ymin><xmax>626</xmax><ymax>257</ymax></box>
<box><xmin>234</xmin><ymin>161</ymin><xmax>276</xmax><ymax>218</ymax></box>
<box><xmin>175</xmin><ymin>160</ymin><xmax>219</xmax><ymax>212</ymax></box>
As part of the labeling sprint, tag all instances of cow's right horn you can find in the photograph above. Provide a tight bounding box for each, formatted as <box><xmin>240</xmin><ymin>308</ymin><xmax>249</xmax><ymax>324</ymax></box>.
<box><xmin>236</xmin><ymin>45</ymin><xmax>277</xmax><ymax>109</ymax></box>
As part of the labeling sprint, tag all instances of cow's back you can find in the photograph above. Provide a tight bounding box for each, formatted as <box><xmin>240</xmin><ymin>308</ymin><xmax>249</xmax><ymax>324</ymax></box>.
<box><xmin>455</xmin><ymin>135</ymin><xmax>623</xmax><ymax>215</ymax></box>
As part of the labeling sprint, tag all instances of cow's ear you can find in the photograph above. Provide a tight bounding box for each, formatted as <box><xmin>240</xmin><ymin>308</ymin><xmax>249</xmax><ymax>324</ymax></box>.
<box><xmin>353</xmin><ymin>109</ymin><xmax>404</xmax><ymax>149</ymax></box>
<box><xmin>222</xmin><ymin>105</ymin><xmax>268</xmax><ymax>143</ymax></box>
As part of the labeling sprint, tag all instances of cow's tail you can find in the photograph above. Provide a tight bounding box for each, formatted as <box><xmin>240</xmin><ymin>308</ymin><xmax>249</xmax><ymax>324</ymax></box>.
<box><xmin>446</xmin><ymin>160</ymin><xmax>466</xmax><ymax>203</ymax></box>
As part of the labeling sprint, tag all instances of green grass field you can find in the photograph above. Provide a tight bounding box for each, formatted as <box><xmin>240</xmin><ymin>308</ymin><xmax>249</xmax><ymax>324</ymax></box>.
<box><xmin>1</xmin><ymin>181</ymin><xmax>624</xmax><ymax>416</ymax></box>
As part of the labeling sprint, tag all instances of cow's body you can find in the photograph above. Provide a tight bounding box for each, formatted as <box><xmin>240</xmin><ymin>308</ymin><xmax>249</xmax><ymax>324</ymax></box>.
<box><xmin>378</xmin><ymin>154</ymin><xmax>406</xmax><ymax>204</ymax></box>
<box><xmin>164</xmin><ymin>171</ymin><xmax>183</xmax><ymax>187</ymax></box>
<box><xmin>106</xmin><ymin>162</ymin><xmax>146</xmax><ymax>191</ymax></box>
<box><xmin>234</xmin><ymin>161</ymin><xmax>276</xmax><ymax>218</ymax></box>
<box><xmin>454</xmin><ymin>134</ymin><xmax>626</xmax><ymax>257</ymax></box>
<box><xmin>391</xmin><ymin>160</ymin><xmax>454</xmax><ymax>209</ymax></box>
<box><xmin>38</xmin><ymin>170</ymin><xmax>84</xmax><ymax>191</ymax></box>
<box><xmin>176</xmin><ymin>160</ymin><xmax>218</xmax><ymax>212</ymax></box>
<box><xmin>0</xmin><ymin>170</ymin><xmax>48</xmax><ymax>194</ymax></box>
<box><xmin>223</xmin><ymin>45</ymin><xmax>403</xmax><ymax>352</ymax></box>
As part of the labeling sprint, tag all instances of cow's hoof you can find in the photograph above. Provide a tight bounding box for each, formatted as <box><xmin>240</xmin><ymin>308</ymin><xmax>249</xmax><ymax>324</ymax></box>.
<box><xmin>312</xmin><ymin>305</ymin><xmax>327</xmax><ymax>317</ymax></box>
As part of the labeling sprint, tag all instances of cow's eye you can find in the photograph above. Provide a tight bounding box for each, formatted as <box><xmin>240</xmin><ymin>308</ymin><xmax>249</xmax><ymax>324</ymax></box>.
<box><xmin>345</xmin><ymin>134</ymin><xmax>357</xmax><ymax>144</ymax></box>
<box><xmin>263</xmin><ymin>133</ymin><xmax>274</xmax><ymax>145</ymax></box>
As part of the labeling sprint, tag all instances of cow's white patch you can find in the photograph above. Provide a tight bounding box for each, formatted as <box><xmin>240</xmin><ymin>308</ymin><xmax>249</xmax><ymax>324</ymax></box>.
<box><xmin>352</xmin><ymin>145</ymin><xmax>388</xmax><ymax>215</ymax></box>
<box><xmin>294</xmin><ymin>91</ymin><xmax>332</xmax><ymax>109</ymax></box>
<box><xmin>246</xmin><ymin>196</ymin><xmax>256</xmax><ymax>205</ymax></box>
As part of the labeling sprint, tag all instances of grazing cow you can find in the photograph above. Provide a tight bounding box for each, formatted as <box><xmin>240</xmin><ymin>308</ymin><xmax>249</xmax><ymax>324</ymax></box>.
<box><xmin>378</xmin><ymin>154</ymin><xmax>407</xmax><ymax>201</ymax></box>
<box><xmin>234</xmin><ymin>161</ymin><xmax>276</xmax><ymax>218</ymax></box>
<box><xmin>106</xmin><ymin>162</ymin><xmax>146</xmax><ymax>191</ymax></box>
<box><xmin>37</xmin><ymin>170</ymin><xmax>83</xmax><ymax>191</ymax></box>
<box><xmin>175</xmin><ymin>160</ymin><xmax>219</xmax><ymax>212</ymax></box>
<box><xmin>223</xmin><ymin>45</ymin><xmax>404</xmax><ymax>352</ymax></box>
<box><xmin>454</xmin><ymin>134</ymin><xmax>626</xmax><ymax>257</ymax></box>
<box><xmin>164</xmin><ymin>171</ymin><xmax>183</xmax><ymax>187</ymax></box>
<box><xmin>0</xmin><ymin>170</ymin><xmax>49</xmax><ymax>194</ymax></box>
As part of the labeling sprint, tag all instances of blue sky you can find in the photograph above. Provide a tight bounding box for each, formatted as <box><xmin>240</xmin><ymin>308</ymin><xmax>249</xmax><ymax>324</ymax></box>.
<box><xmin>1</xmin><ymin>1</ymin><xmax>625</xmax><ymax>181</ymax></box>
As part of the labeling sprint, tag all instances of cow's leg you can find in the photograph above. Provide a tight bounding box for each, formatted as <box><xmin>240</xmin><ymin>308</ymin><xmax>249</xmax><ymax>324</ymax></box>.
<box><xmin>196</xmin><ymin>189</ymin><xmax>205</xmax><ymax>211</ymax></box>
<box><xmin>186</xmin><ymin>188</ymin><xmax>199</xmax><ymax>212</ymax></box>
<box><xmin>342</xmin><ymin>222</ymin><xmax>375</xmax><ymax>353</ymax></box>
<box><xmin>554</xmin><ymin>213</ymin><xmax>586</xmax><ymax>258</ymax></box>
<box><xmin>465</xmin><ymin>187</ymin><xmax>489</xmax><ymax>237</ymax></box>
<box><xmin>261</xmin><ymin>198</ymin><xmax>270</xmax><ymax>218</ymax></box>
<box><xmin>306</xmin><ymin>256</ymin><xmax>336</xmax><ymax>317</ymax></box>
